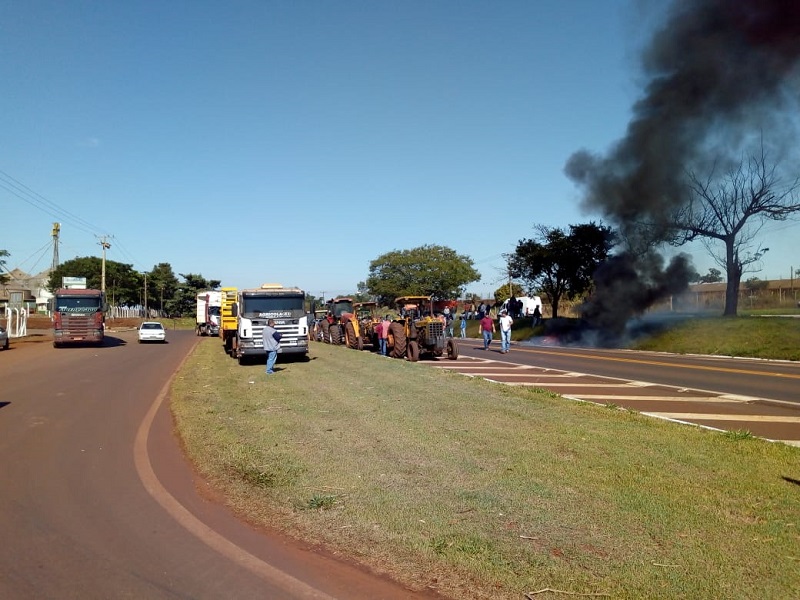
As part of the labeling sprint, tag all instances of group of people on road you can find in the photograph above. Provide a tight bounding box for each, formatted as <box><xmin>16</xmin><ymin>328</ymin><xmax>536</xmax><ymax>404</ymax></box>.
<box><xmin>478</xmin><ymin>309</ymin><xmax>514</xmax><ymax>353</ymax></box>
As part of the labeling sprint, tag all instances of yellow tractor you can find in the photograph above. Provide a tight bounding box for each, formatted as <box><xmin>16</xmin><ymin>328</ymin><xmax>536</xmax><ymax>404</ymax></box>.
<box><xmin>353</xmin><ymin>301</ymin><xmax>382</xmax><ymax>350</ymax></box>
<box><xmin>311</xmin><ymin>309</ymin><xmax>328</xmax><ymax>342</ymax></box>
<box><xmin>387</xmin><ymin>296</ymin><xmax>458</xmax><ymax>361</ymax></box>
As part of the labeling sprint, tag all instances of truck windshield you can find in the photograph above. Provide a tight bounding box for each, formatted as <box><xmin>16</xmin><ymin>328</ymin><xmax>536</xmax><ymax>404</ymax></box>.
<box><xmin>208</xmin><ymin>306</ymin><xmax>221</xmax><ymax>317</ymax></box>
<box><xmin>56</xmin><ymin>297</ymin><xmax>102</xmax><ymax>313</ymax></box>
<box><xmin>242</xmin><ymin>295</ymin><xmax>304</xmax><ymax>317</ymax></box>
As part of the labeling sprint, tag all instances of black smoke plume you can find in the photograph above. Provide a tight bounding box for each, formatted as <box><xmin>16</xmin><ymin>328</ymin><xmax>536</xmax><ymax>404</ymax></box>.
<box><xmin>566</xmin><ymin>0</ymin><xmax>800</xmax><ymax>329</ymax></box>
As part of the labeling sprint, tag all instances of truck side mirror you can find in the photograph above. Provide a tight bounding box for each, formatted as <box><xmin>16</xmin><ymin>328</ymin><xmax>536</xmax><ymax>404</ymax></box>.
<box><xmin>232</xmin><ymin>303</ymin><xmax>238</xmax><ymax>317</ymax></box>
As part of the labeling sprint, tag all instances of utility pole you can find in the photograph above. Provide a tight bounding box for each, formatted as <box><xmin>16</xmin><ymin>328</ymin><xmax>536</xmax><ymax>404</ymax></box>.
<box><xmin>51</xmin><ymin>223</ymin><xmax>60</xmax><ymax>270</ymax></box>
<box><xmin>98</xmin><ymin>236</ymin><xmax>112</xmax><ymax>293</ymax></box>
<box><xmin>143</xmin><ymin>272</ymin><xmax>148</xmax><ymax>317</ymax></box>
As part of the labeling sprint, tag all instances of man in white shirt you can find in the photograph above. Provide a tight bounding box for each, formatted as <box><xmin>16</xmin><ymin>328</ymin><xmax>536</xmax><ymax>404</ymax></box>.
<box><xmin>498</xmin><ymin>309</ymin><xmax>513</xmax><ymax>354</ymax></box>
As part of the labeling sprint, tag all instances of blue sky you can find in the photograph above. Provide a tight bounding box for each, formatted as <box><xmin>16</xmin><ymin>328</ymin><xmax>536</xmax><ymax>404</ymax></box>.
<box><xmin>2</xmin><ymin>1</ymin><xmax>798</xmax><ymax>300</ymax></box>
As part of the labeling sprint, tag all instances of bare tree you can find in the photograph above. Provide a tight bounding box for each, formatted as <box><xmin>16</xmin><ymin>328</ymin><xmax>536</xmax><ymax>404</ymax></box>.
<box><xmin>674</xmin><ymin>147</ymin><xmax>800</xmax><ymax>316</ymax></box>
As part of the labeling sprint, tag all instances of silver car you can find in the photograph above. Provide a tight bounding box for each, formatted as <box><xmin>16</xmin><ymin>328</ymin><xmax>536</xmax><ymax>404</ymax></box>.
<box><xmin>137</xmin><ymin>321</ymin><xmax>166</xmax><ymax>343</ymax></box>
<box><xmin>0</xmin><ymin>325</ymin><xmax>8</xmax><ymax>350</ymax></box>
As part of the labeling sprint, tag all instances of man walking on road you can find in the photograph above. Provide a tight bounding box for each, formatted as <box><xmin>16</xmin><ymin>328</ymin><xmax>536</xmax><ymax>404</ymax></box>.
<box><xmin>479</xmin><ymin>312</ymin><xmax>495</xmax><ymax>350</ymax></box>
<box><xmin>498</xmin><ymin>309</ymin><xmax>513</xmax><ymax>353</ymax></box>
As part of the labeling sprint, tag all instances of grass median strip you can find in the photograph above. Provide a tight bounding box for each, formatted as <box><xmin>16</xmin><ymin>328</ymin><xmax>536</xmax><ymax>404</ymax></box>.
<box><xmin>171</xmin><ymin>340</ymin><xmax>799</xmax><ymax>600</ymax></box>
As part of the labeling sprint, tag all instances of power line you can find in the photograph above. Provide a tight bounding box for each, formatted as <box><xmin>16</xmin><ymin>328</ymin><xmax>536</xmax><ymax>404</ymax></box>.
<box><xmin>0</xmin><ymin>169</ymin><xmax>110</xmax><ymax>237</ymax></box>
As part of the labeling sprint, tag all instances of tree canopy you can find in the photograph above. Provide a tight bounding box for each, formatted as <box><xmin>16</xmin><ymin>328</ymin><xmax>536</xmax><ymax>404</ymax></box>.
<box><xmin>366</xmin><ymin>245</ymin><xmax>480</xmax><ymax>304</ymax></box>
<box><xmin>48</xmin><ymin>257</ymin><xmax>141</xmax><ymax>304</ymax></box>
<box><xmin>508</xmin><ymin>222</ymin><xmax>615</xmax><ymax>318</ymax></box>
<box><xmin>167</xmin><ymin>273</ymin><xmax>221</xmax><ymax>317</ymax></box>
<box><xmin>0</xmin><ymin>250</ymin><xmax>10</xmax><ymax>285</ymax></box>
<box><xmin>494</xmin><ymin>282</ymin><xmax>525</xmax><ymax>304</ymax></box>
<box><xmin>47</xmin><ymin>257</ymin><xmax>220</xmax><ymax>317</ymax></box>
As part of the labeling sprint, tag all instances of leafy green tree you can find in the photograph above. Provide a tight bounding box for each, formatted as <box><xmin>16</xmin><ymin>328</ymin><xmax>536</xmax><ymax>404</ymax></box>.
<box><xmin>167</xmin><ymin>273</ymin><xmax>221</xmax><ymax>317</ymax></box>
<box><xmin>366</xmin><ymin>245</ymin><xmax>480</xmax><ymax>305</ymax></box>
<box><xmin>0</xmin><ymin>249</ymin><xmax>10</xmax><ymax>285</ymax></box>
<box><xmin>147</xmin><ymin>263</ymin><xmax>180</xmax><ymax>312</ymax></box>
<box><xmin>744</xmin><ymin>277</ymin><xmax>768</xmax><ymax>293</ymax></box>
<box><xmin>508</xmin><ymin>222</ymin><xmax>615</xmax><ymax>318</ymax></box>
<box><xmin>493</xmin><ymin>282</ymin><xmax>525</xmax><ymax>305</ymax></box>
<box><xmin>48</xmin><ymin>257</ymin><xmax>141</xmax><ymax>304</ymax></box>
<box><xmin>698</xmin><ymin>268</ymin><xmax>724</xmax><ymax>284</ymax></box>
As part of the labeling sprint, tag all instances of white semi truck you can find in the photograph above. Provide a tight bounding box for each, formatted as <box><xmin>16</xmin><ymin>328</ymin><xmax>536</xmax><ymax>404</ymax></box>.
<box><xmin>226</xmin><ymin>284</ymin><xmax>309</xmax><ymax>364</ymax></box>
<box><xmin>196</xmin><ymin>290</ymin><xmax>222</xmax><ymax>336</ymax></box>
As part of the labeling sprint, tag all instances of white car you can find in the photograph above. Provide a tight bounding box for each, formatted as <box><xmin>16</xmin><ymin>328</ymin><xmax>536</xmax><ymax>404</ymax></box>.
<box><xmin>138</xmin><ymin>321</ymin><xmax>166</xmax><ymax>343</ymax></box>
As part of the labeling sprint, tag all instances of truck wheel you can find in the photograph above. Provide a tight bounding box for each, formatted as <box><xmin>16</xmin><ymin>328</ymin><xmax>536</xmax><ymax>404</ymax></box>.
<box><xmin>329</xmin><ymin>324</ymin><xmax>342</xmax><ymax>346</ymax></box>
<box><xmin>389</xmin><ymin>322</ymin><xmax>406</xmax><ymax>358</ymax></box>
<box><xmin>407</xmin><ymin>340</ymin><xmax>420</xmax><ymax>362</ymax></box>
<box><xmin>446</xmin><ymin>338</ymin><xmax>459</xmax><ymax>360</ymax></box>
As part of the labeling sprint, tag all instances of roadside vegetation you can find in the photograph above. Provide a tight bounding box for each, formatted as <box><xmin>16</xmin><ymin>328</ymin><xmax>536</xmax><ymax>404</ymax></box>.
<box><xmin>171</xmin><ymin>327</ymin><xmax>800</xmax><ymax>600</ymax></box>
<box><xmin>629</xmin><ymin>314</ymin><xmax>800</xmax><ymax>361</ymax></box>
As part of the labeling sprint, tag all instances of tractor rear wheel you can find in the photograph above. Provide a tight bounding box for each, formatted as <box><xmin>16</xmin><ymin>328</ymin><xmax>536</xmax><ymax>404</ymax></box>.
<box><xmin>446</xmin><ymin>338</ymin><xmax>459</xmax><ymax>360</ymax></box>
<box><xmin>407</xmin><ymin>340</ymin><xmax>420</xmax><ymax>362</ymax></box>
<box><xmin>345</xmin><ymin>321</ymin><xmax>358</xmax><ymax>349</ymax></box>
<box><xmin>389</xmin><ymin>322</ymin><xmax>406</xmax><ymax>358</ymax></box>
<box><xmin>329</xmin><ymin>324</ymin><xmax>342</xmax><ymax>345</ymax></box>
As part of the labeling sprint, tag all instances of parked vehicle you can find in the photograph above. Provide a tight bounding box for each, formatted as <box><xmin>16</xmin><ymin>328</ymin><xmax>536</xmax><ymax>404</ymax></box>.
<box><xmin>353</xmin><ymin>301</ymin><xmax>381</xmax><ymax>350</ymax></box>
<box><xmin>226</xmin><ymin>284</ymin><xmax>309</xmax><ymax>364</ymax></box>
<box><xmin>388</xmin><ymin>296</ymin><xmax>458</xmax><ymax>361</ymax></box>
<box><xmin>501</xmin><ymin>296</ymin><xmax>542</xmax><ymax>318</ymax></box>
<box><xmin>138</xmin><ymin>321</ymin><xmax>166</xmax><ymax>343</ymax></box>
<box><xmin>0</xmin><ymin>325</ymin><xmax>8</xmax><ymax>350</ymax></box>
<box><xmin>51</xmin><ymin>288</ymin><xmax>105</xmax><ymax>347</ymax></box>
<box><xmin>311</xmin><ymin>309</ymin><xmax>328</xmax><ymax>342</ymax></box>
<box><xmin>196</xmin><ymin>290</ymin><xmax>222</xmax><ymax>336</ymax></box>
<box><xmin>319</xmin><ymin>297</ymin><xmax>361</xmax><ymax>348</ymax></box>
<box><xmin>219</xmin><ymin>287</ymin><xmax>238</xmax><ymax>356</ymax></box>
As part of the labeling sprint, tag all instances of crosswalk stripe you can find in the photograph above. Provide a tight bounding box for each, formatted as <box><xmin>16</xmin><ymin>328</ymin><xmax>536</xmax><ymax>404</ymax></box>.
<box><xmin>571</xmin><ymin>395</ymin><xmax>742</xmax><ymax>402</ymax></box>
<box><xmin>643</xmin><ymin>413</ymin><xmax>800</xmax><ymax>423</ymax></box>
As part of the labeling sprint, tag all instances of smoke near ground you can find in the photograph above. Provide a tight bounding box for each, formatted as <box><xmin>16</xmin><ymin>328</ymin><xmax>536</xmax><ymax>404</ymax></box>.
<box><xmin>565</xmin><ymin>0</ymin><xmax>800</xmax><ymax>333</ymax></box>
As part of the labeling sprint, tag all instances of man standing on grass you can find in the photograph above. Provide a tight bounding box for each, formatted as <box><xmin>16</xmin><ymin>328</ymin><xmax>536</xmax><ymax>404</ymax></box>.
<box><xmin>479</xmin><ymin>311</ymin><xmax>495</xmax><ymax>350</ymax></box>
<box><xmin>262</xmin><ymin>318</ymin><xmax>281</xmax><ymax>374</ymax></box>
<box><xmin>498</xmin><ymin>309</ymin><xmax>513</xmax><ymax>354</ymax></box>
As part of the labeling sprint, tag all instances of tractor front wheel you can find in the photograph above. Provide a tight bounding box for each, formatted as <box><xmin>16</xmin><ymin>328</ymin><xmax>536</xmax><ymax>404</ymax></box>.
<box><xmin>407</xmin><ymin>340</ymin><xmax>420</xmax><ymax>362</ymax></box>
<box><xmin>330</xmin><ymin>324</ymin><xmax>342</xmax><ymax>345</ymax></box>
<box><xmin>446</xmin><ymin>338</ymin><xmax>459</xmax><ymax>360</ymax></box>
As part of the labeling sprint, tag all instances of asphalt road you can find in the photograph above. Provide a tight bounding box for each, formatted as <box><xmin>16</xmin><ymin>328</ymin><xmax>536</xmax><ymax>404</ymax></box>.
<box><xmin>0</xmin><ymin>329</ymin><xmax>439</xmax><ymax>600</ymax></box>
<box><xmin>2</xmin><ymin>328</ymin><xmax>797</xmax><ymax>599</ymax></box>
<box><xmin>443</xmin><ymin>338</ymin><xmax>800</xmax><ymax>446</ymax></box>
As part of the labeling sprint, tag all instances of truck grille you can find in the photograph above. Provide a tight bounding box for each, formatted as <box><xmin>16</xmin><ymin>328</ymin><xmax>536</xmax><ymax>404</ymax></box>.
<box><xmin>62</xmin><ymin>314</ymin><xmax>95</xmax><ymax>335</ymax></box>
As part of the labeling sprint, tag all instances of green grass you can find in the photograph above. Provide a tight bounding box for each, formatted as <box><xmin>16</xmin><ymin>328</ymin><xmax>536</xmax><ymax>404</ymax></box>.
<box><xmin>630</xmin><ymin>315</ymin><xmax>800</xmax><ymax>360</ymax></box>
<box><xmin>171</xmin><ymin>338</ymin><xmax>800</xmax><ymax>600</ymax></box>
